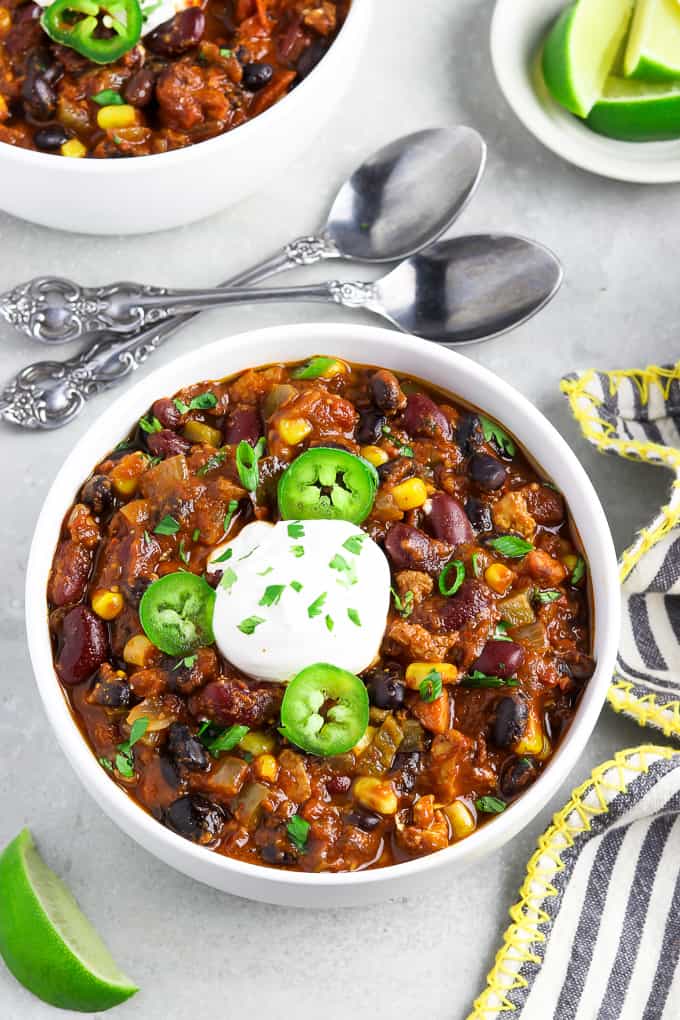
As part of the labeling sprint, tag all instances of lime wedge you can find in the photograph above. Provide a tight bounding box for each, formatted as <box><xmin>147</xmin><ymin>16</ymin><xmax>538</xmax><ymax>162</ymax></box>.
<box><xmin>542</xmin><ymin>0</ymin><xmax>634</xmax><ymax>117</ymax></box>
<box><xmin>0</xmin><ymin>829</ymin><xmax>138</xmax><ymax>1012</ymax></box>
<box><xmin>625</xmin><ymin>0</ymin><xmax>680</xmax><ymax>80</ymax></box>
<box><xmin>588</xmin><ymin>75</ymin><xmax>680</xmax><ymax>139</ymax></box>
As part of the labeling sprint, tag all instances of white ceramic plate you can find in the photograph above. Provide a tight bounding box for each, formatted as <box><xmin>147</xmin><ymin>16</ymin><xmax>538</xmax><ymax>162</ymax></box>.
<box><xmin>491</xmin><ymin>0</ymin><xmax>680</xmax><ymax>183</ymax></box>
<box><xmin>26</xmin><ymin>323</ymin><xmax>620</xmax><ymax>907</ymax></box>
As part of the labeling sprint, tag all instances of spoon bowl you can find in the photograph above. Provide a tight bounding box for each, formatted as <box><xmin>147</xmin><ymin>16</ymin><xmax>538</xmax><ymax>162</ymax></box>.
<box><xmin>324</xmin><ymin>126</ymin><xmax>487</xmax><ymax>262</ymax></box>
<box><xmin>375</xmin><ymin>234</ymin><xmax>563</xmax><ymax>343</ymax></box>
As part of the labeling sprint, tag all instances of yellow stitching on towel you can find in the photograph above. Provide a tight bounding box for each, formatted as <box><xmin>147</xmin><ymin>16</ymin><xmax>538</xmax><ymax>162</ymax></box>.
<box><xmin>608</xmin><ymin>677</ymin><xmax>680</xmax><ymax>739</ymax></box>
<box><xmin>467</xmin><ymin>745</ymin><xmax>679</xmax><ymax>1019</ymax></box>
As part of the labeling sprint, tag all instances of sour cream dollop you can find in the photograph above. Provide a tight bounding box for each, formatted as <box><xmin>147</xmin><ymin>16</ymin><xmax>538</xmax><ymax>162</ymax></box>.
<box><xmin>207</xmin><ymin>520</ymin><xmax>391</xmax><ymax>683</ymax></box>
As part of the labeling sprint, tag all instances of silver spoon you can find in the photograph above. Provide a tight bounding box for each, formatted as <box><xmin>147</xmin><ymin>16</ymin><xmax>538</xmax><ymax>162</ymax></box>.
<box><xmin>0</xmin><ymin>126</ymin><xmax>486</xmax><ymax>345</ymax></box>
<box><xmin>0</xmin><ymin>234</ymin><xmax>562</xmax><ymax>430</ymax></box>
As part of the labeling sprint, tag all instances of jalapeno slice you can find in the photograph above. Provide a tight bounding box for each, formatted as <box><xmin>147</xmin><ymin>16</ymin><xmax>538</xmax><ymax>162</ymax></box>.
<box><xmin>279</xmin><ymin>663</ymin><xmax>369</xmax><ymax>756</ymax></box>
<box><xmin>277</xmin><ymin>448</ymin><xmax>378</xmax><ymax>524</ymax></box>
<box><xmin>41</xmin><ymin>0</ymin><xmax>142</xmax><ymax>64</ymax></box>
<box><xmin>139</xmin><ymin>572</ymin><xmax>215</xmax><ymax>657</ymax></box>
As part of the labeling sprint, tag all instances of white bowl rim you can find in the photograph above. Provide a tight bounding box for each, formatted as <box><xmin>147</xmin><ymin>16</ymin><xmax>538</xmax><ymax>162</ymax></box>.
<box><xmin>26</xmin><ymin>322</ymin><xmax>620</xmax><ymax>891</ymax></box>
<box><xmin>0</xmin><ymin>0</ymin><xmax>367</xmax><ymax>174</ymax></box>
<box><xmin>490</xmin><ymin>0</ymin><xmax>680</xmax><ymax>185</ymax></box>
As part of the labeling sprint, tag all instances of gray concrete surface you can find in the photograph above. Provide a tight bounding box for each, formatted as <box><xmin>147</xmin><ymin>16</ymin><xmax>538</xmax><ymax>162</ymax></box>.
<box><xmin>0</xmin><ymin>1</ymin><xmax>678</xmax><ymax>1017</ymax></box>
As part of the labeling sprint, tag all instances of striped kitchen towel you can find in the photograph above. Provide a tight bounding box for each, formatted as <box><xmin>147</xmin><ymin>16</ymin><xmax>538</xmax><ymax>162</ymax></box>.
<box><xmin>560</xmin><ymin>364</ymin><xmax>680</xmax><ymax>741</ymax></box>
<box><xmin>469</xmin><ymin>745</ymin><xmax>680</xmax><ymax>1019</ymax></box>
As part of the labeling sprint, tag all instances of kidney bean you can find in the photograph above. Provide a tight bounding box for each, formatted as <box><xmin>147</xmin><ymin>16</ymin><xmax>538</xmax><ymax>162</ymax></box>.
<box><xmin>456</xmin><ymin>413</ymin><xmax>484</xmax><ymax>456</ymax></box>
<box><xmin>223</xmin><ymin>408</ymin><xmax>261</xmax><ymax>446</ymax></box>
<box><xmin>472</xmin><ymin>640</ymin><xmax>524</xmax><ymax>680</ymax></box>
<box><xmin>500</xmin><ymin>755</ymin><xmax>538</xmax><ymax>798</ymax></box>
<box><xmin>465</xmin><ymin>496</ymin><xmax>493</xmax><ymax>534</ymax></box>
<box><xmin>48</xmin><ymin>540</ymin><xmax>91</xmax><ymax>607</ymax></box>
<box><xmin>189</xmin><ymin>677</ymin><xmax>283</xmax><ymax>728</ymax></box>
<box><xmin>356</xmin><ymin>409</ymin><xmax>386</xmax><ymax>446</ymax></box>
<box><xmin>167</xmin><ymin>724</ymin><xmax>209</xmax><ymax>771</ymax></box>
<box><xmin>34</xmin><ymin>125</ymin><xmax>69</xmax><ymax>150</ymax></box>
<box><xmin>165</xmin><ymin>795</ymin><xmax>224</xmax><ymax>844</ymax></box>
<box><xmin>151</xmin><ymin>397</ymin><xmax>181</xmax><ymax>430</ymax></box>
<box><xmin>326</xmin><ymin>774</ymin><xmax>351</xmax><ymax>795</ymax></box>
<box><xmin>242</xmin><ymin>61</ymin><xmax>274</xmax><ymax>90</ymax></box>
<box><xmin>439</xmin><ymin>579</ymin><xmax>493</xmax><ymax>631</ymax></box>
<box><xmin>365</xmin><ymin>665</ymin><xmax>405</xmax><ymax>710</ymax></box>
<box><xmin>147</xmin><ymin>8</ymin><xmax>205</xmax><ymax>57</ymax></box>
<box><xmin>403</xmin><ymin>393</ymin><xmax>451</xmax><ymax>440</ymax></box>
<box><xmin>469</xmin><ymin>453</ymin><xmax>507</xmax><ymax>491</ymax></box>
<box><xmin>524</xmin><ymin>484</ymin><xmax>565</xmax><ymax>526</ymax></box>
<box><xmin>491</xmin><ymin>696</ymin><xmax>528</xmax><ymax>749</ymax></box>
<box><xmin>80</xmin><ymin>474</ymin><xmax>115</xmax><ymax>517</ymax></box>
<box><xmin>384</xmin><ymin>523</ymin><xmax>449</xmax><ymax>574</ymax></box>
<box><xmin>424</xmin><ymin>492</ymin><xmax>474</xmax><ymax>546</ymax></box>
<box><xmin>124</xmin><ymin>68</ymin><xmax>155</xmax><ymax>108</ymax></box>
<box><xmin>56</xmin><ymin>606</ymin><xmax>108</xmax><ymax>686</ymax></box>
<box><xmin>146</xmin><ymin>429</ymin><xmax>191</xmax><ymax>459</ymax></box>
<box><xmin>370</xmin><ymin>369</ymin><xmax>406</xmax><ymax>413</ymax></box>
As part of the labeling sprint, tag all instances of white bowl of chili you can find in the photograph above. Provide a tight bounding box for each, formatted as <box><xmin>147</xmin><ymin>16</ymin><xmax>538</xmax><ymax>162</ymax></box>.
<box><xmin>0</xmin><ymin>0</ymin><xmax>369</xmax><ymax>235</ymax></box>
<box><xmin>25</xmin><ymin>322</ymin><xmax>619</xmax><ymax>907</ymax></box>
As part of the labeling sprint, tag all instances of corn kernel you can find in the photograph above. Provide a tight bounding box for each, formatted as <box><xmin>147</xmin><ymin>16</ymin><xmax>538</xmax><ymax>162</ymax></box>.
<box><xmin>123</xmin><ymin>634</ymin><xmax>155</xmax><ymax>668</ymax></box>
<box><xmin>97</xmin><ymin>104</ymin><xmax>137</xmax><ymax>131</ymax></box>
<box><xmin>253</xmin><ymin>754</ymin><xmax>279</xmax><ymax>782</ymax></box>
<box><xmin>278</xmin><ymin>417</ymin><xmax>312</xmax><ymax>446</ymax></box>
<box><xmin>405</xmin><ymin>662</ymin><xmax>458</xmax><ymax>689</ymax></box>
<box><xmin>353</xmin><ymin>776</ymin><xmax>398</xmax><ymax>815</ymax></box>
<box><xmin>515</xmin><ymin>712</ymin><xmax>544</xmax><ymax>755</ymax></box>
<box><xmin>0</xmin><ymin>8</ymin><xmax>11</xmax><ymax>37</ymax></box>
<box><xmin>183</xmin><ymin>419</ymin><xmax>222</xmax><ymax>447</ymax></box>
<box><xmin>485</xmin><ymin>562</ymin><xmax>515</xmax><ymax>595</ymax></box>
<box><xmin>61</xmin><ymin>138</ymin><xmax>87</xmax><ymax>159</ymax></box>
<box><xmin>92</xmin><ymin>587</ymin><xmax>124</xmax><ymax>620</ymax></box>
<box><xmin>239</xmin><ymin>730</ymin><xmax>276</xmax><ymax>756</ymax></box>
<box><xmin>0</xmin><ymin>95</ymin><xmax>8</xmax><ymax>121</ymax></box>
<box><xmin>361</xmin><ymin>445</ymin><xmax>389</xmax><ymax>467</ymax></box>
<box><xmin>352</xmin><ymin>725</ymin><xmax>376</xmax><ymax>756</ymax></box>
<box><xmin>444</xmin><ymin>799</ymin><xmax>476</xmax><ymax>840</ymax></box>
<box><xmin>392</xmin><ymin>477</ymin><xmax>428</xmax><ymax>511</ymax></box>
<box><xmin>563</xmin><ymin>553</ymin><xmax>578</xmax><ymax>572</ymax></box>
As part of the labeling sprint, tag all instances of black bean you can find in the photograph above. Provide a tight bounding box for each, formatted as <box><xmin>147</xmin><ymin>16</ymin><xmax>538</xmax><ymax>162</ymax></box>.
<box><xmin>167</xmin><ymin>724</ymin><xmax>209</xmax><ymax>772</ymax></box>
<box><xmin>165</xmin><ymin>795</ymin><xmax>225</xmax><ymax>844</ymax></box>
<box><xmin>390</xmin><ymin>751</ymin><xmax>420</xmax><ymax>794</ymax></box>
<box><xmin>364</xmin><ymin>666</ymin><xmax>405</xmax><ymax>710</ymax></box>
<box><xmin>80</xmin><ymin>474</ymin><xmax>115</xmax><ymax>516</ymax></box>
<box><xmin>147</xmin><ymin>8</ymin><xmax>205</xmax><ymax>57</ymax></box>
<box><xmin>296</xmin><ymin>38</ymin><xmax>328</xmax><ymax>80</ymax></box>
<box><xmin>566</xmin><ymin>654</ymin><xmax>596</xmax><ymax>682</ymax></box>
<box><xmin>356</xmin><ymin>409</ymin><xmax>386</xmax><ymax>446</ymax></box>
<box><xmin>469</xmin><ymin>453</ymin><xmax>507</xmax><ymax>491</ymax></box>
<box><xmin>491</xmin><ymin>696</ymin><xmax>528</xmax><ymax>749</ymax></box>
<box><xmin>34</xmin><ymin>125</ymin><xmax>69</xmax><ymax>150</ymax></box>
<box><xmin>242</xmin><ymin>62</ymin><xmax>274</xmax><ymax>91</ymax></box>
<box><xmin>22</xmin><ymin>74</ymin><xmax>56</xmax><ymax>121</ymax></box>
<box><xmin>261</xmin><ymin>844</ymin><xmax>296</xmax><ymax>866</ymax></box>
<box><xmin>500</xmin><ymin>756</ymin><xmax>537</xmax><ymax>798</ymax></box>
<box><xmin>346</xmin><ymin>809</ymin><xmax>382</xmax><ymax>832</ymax></box>
<box><xmin>456</xmin><ymin>413</ymin><xmax>484</xmax><ymax>456</ymax></box>
<box><xmin>124</xmin><ymin>68</ymin><xmax>155</xmax><ymax>108</ymax></box>
<box><xmin>370</xmin><ymin>369</ymin><xmax>406</xmax><ymax>414</ymax></box>
<box><xmin>89</xmin><ymin>674</ymin><xmax>131</xmax><ymax>708</ymax></box>
<box><xmin>465</xmin><ymin>496</ymin><xmax>493</xmax><ymax>533</ymax></box>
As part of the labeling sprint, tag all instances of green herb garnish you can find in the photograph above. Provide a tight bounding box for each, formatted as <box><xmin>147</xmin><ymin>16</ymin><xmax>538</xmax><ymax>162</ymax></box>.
<box><xmin>329</xmin><ymin>553</ymin><xmax>357</xmax><ymax>586</ymax></box>
<box><xmin>487</xmin><ymin>535</ymin><xmax>534</xmax><ymax>558</ymax></box>
<box><xmin>475</xmin><ymin>796</ymin><xmax>506</xmax><ymax>814</ymax></box>
<box><xmin>179</xmin><ymin>539</ymin><xmax>189</xmax><ymax>565</ymax></box>
<box><xmin>139</xmin><ymin>414</ymin><xmax>162</xmax><ymax>434</ymax></box>
<box><xmin>288</xmin><ymin>522</ymin><xmax>305</xmax><ymax>539</ymax></box>
<box><xmin>342</xmin><ymin>534</ymin><xmax>365</xmax><ymax>555</ymax></box>
<box><xmin>220</xmin><ymin>567</ymin><xmax>238</xmax><ymax>591</ymax></box>
<box><xmin>307</xmin><ymin>593</ymin><xmax>327</xmax><ymax>619</ymax></box>
<box><xmin>493</xmin><ymin>621</ymin><xmax>513</xmax><ymax>641</ymax></box>
<box><xmin>286</xmin><ymin>814</ymin><xmax>310</xmax><ymax>851</ymax></box>
<box><xmin>154</xmin><ymin>514</ymin><xmax>180</xmax><ymax>536</ymax></box>
<box><xmin>291</xmin><ymin>545</ymin><xmax>305</xmax><ymax>558</ymax></box>
<box><xmin>391</xmin><ymin>587</ymin><xmax>414</xmax><ymax>618</ymax></box>
<box><xmin>439</xmin><ymin>559</ymin><xmax>465</xmax><ymax>597</ymax></box>
<box><xmin>325</xmin><ymin>615</ymin><xmax>334</xmax><ymax>632</ymax></box>
<box><xmin>260</xmin><ymin>584</ymin><xmax>285</xmax><ymax>607</ymax></box>
<box><xmin>571</xmin><ymin>557</ymin><xmax>586</xmax><ymax>585</ymax></box>
<box><xmin>115</xmin><ymin>716</ymin><xmax>149</xmax><ymax>778</ymax></box>
<box><xmin>99</xmin><ymin>756</ymin><xmax>113</xmax><ymax>772</ymax></box>
<box><xmin>213</xmin><ymin>547</ymin><xmax>233</xmax><ymax>564</ymax></box>
<box><xmin>534</xmin><ymin>589</ymin><xmax>562</xmax><ymax>604</ymax></box>
<box><xmin>398</xmin><ymin>445</ymin><xmax>414</xmax><ymax>458</ymax></box>
<box><xmin>471</xmin><ymin>551</ymin><xmax>482</xmax><ymax>578</ymax></box>
<box><xmin>92</xmin><ymin>89</ymin><xmax>124</xmax><ymax>106</ymax></box>
<box><xmin>197</xmin><ymin>449</ymin><xmax>226</xmax><ymax>476</ymax></box>
<box><xmin>291</xmin><ymin>356</ymin><xmax>337</xmax><ymax>380</ymax></box>
<box><xmin>419</xmin><ymin>670</ymin><xmax>442</xmax><ymax>702</ymax></box>
<box><xmin>174</xmin><ymin>391</ymin><xmax>218</xmax><ymax>413</ymax></box>
<box><xmin>290</xmin><ymin>581</ymin><xmax>303</xmax><ymax>592</ymax></box>
<box><xmin>203</xmin><ymin>724</ymin><xmax>249</xmax><ymax>756</ymax></box>
<box><xmin>237</xmin><ymin>616</ymin><xmax>265</xmax><ymax>635</ymax></box>
<box><xmin>462</xmin><ymin>671</ymin><xmax>519</xmax><ymax>689</ymax></box>
<box><xmin>347</xmin><ymin>608</ymin><xmax>361</xmax><ymax>627</ymax></box>
<box><xmin>219</xmin><ymin>47</ymin><xmax>233</xmax><ymax>57</ymax></box>
<box><xmin>480</xmin><ymin>416</ymin><xmax>516</xmax><ymax>458</ymax></box>
<box><xmin>223</xmin><ymin>499</ymin><xmax>239</xmax><ymax>534</ymax></box>
<box><xmin>192</xmin><ymin>528</ymin><xmax>200</xmax><ymax>542</ymax></box>
<box><xmin>236</xmin><ymin>437</ymin><xmax>265</xmax><ymax>492</ymax></box>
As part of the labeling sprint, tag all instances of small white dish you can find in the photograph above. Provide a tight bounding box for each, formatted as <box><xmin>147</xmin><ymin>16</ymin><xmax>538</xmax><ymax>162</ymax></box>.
<box><xmin>491</xmin><ymin>0</ymin><xmax>680</xmax><ymax>184</ymax></box>
<box><xmin>26</xmin><ymin>322</ymin><xmax>620</xmax><ymax>907</ymax></box>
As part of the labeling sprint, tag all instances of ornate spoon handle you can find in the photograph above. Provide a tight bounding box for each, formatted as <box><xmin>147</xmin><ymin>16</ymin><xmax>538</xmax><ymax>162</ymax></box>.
<box><xmin>0</xmin><ymin>274</ymin><xmax>378</xmax><ymax>431</ymax></box>
<box><xmin>0</xmin><ymin>235</ymin><xmax>340</xmax><ymax>345</ymax></box>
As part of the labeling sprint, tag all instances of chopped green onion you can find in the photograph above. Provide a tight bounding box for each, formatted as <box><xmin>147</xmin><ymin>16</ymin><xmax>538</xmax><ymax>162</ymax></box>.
<box><xmin>534</xmin><ymin>589</ymin><xmax>562</xmax><ymax>604</ymax></box>
<box><xmin>212</xmin><ymin>547</ymin><xmax>233</xmax><ymax>564</ymax></box>
<box><xmin>197</xmin><ymin>450</ymin><xmax>226</xmax><ymax>476</ymax></box>
<box><xmin>178</xmin><ymin>539</ymin><xmax>189</xmax><ymax>564</ymax></box>
<box><xmin>192</xmin><ymin>528</ymin><xmax>201</xmax><ymax>542</ymax></box>
<box><xmin>236</xmin><ymin>437</ymin><xmax>266</xmax><ymax>492</ymax></box>
<box><xmin>223</xmin><ymin>499</ymin><xmax>239</xmax><ymax>534</ymax></box>
<box><xmin>398</xmin><ymin>445</ymin><xmax>414</xmax><ymax>458</ymax></box>
<box><xmin>287</xmin><ymin>522</ymin><xmax>305</xmax><ymax>539</ymax></box>
<box><xmin>291</xmin><ymin>356</ymin><xmax>337</xmax><ymax>380</ymax></box>
<box><xmin>439</xmin><ymin>559</ymin><xmax>465</xmax><ymax>597</ymax></box>
<box><xmin>291</xmin><ymin>545</ymin><xmax>305</xmax><ymax>558</ymax></box>
<box><xmin>391</xmin><ymin>587</ymin><xmax>414</xmax><ymax>618</ymax></box>
<box><xmin>571</xmin><ymin>557</ymin><xmax>586</xmax><ymax>585</ymax></box>
<box><xmin>471</xmin><ymin>551</ymin><xmax>482</xmax><ymax>578</ymax></box>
